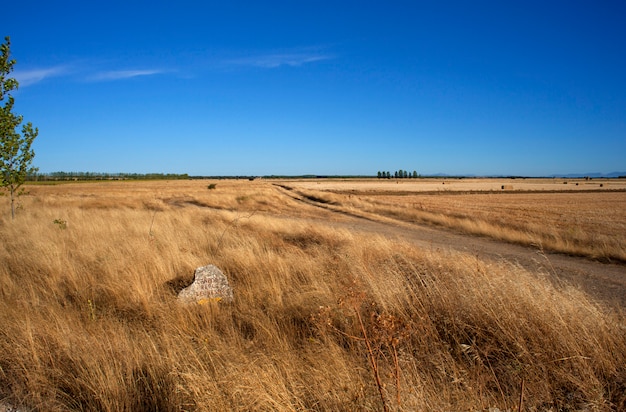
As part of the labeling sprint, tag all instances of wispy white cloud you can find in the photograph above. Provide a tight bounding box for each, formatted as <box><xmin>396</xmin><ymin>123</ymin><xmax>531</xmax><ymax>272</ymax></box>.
<box><xmin>12</xmin><ymin>66</ymin><xmax>69</xmax><ymax>87</ymax></box>
<box><xmin>10</xmin><ymin>49</ymin><xmax>327</xmax><ymax>87</ymax></box>
<box><xmin>11</xmin><ymin>65</ymin><xmax>165</xmax><ymax>86</ymax></box>
<box><xmin>88</xmin><ymin>69</ymin><xmax>165</xmax><ymax>81</ymax></box>
<box><xmin>225</xmin><ymin>51</ymin><xmax>333</xmax><ymax>69</ymax></box>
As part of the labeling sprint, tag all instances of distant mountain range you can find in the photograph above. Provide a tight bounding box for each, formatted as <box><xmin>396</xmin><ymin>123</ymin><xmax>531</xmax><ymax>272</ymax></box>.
<box><xmin>548</xmin><ymin>172</ymin><xmax>626</xmax><ymax>178</ymax></box>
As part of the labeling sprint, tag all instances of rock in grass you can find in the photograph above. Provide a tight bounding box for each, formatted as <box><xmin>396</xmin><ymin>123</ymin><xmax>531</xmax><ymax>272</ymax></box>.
<box><xmin>177</xmin><ymin>264</ymin><xmax>233</xmax><ymax>304</ymax></box>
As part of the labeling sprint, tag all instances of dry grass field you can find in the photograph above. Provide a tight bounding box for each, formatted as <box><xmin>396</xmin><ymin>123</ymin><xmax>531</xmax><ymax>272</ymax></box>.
<box><xmin>285</xmin><ymin>178</ymin><xmax>626</xmax><ymax>262</ymax></box>
<box><xmin>288</xmin><ymin>177</ymin><xmax>626</xmax><ymax>193</ymax></box>
<box><xmin>0</xmin><ymin>179</ymin><xmax>625</xmax><ymax>411</ymax></box>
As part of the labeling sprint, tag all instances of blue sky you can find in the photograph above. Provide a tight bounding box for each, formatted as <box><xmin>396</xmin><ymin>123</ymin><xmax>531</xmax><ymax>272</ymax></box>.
<box><xmin>5</xmin><ymin>1</ymin><xmax>626</xmax><ymax>176</ymax></box>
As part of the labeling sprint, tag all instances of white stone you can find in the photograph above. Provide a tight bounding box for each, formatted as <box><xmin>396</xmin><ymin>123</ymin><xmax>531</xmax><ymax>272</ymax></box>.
<box><xmin>177</xmin><ymin>264</ymin><xmax>233</xmax><ymax>304</ymax></box>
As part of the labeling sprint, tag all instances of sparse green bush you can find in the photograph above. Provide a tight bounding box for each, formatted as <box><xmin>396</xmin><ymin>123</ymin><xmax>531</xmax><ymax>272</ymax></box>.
<box><xmin>53</xmin><ymin>218</ymin><xmax>67</xmax><ymax>229</ymax></box>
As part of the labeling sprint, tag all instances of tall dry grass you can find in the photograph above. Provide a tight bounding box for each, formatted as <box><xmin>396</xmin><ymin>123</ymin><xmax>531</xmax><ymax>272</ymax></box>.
<box><xmin>286</xmin><ymin>185</ymin><xmax>626</xmax><ymax>262</ymax></box>
<box><xmin>0</xmin><ymin>180</ymin><xmax>624</xmax><ymax>411</ymax></box>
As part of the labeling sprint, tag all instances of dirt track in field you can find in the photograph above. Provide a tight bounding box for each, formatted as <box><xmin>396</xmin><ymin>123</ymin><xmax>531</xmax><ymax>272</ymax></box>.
<box><xmin>338</xmin><ymin>215</ymin><xmax>626</xmax><ymax>310</ymax></box>
<box><xmin>275</xmin><ymin>184</ymin><xmax>626</xmax><ymax>311</ymax></box>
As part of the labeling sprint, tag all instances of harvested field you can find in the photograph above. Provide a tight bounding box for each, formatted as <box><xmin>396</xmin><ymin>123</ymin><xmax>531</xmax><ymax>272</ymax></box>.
<box><xmin>287</xmin><ymin>177</ymin><xmax>626</xmax><ymax>193</ymax></box>
<box><xmin>0</xmin><ymin>179</ymin><xmax>624</xmax><ymax>411</ymax></box>
<box><xmin>283</xmin><ymin>178</ymin><xmax>626</xmax><ymax>262</ymax></box>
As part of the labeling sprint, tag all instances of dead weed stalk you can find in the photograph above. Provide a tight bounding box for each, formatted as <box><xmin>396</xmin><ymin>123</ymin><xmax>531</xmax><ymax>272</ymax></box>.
<box><xmin>314</xmin><ymin>278</ymin><xmax>412</xmax><ymax>411</ymax></box>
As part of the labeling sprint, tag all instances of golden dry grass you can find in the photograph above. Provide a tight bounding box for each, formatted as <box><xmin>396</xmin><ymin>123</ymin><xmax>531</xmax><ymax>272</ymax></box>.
<box><xmin>284</xmin><ymin>179</ymin><xmax>626</xmax><ymax>262</ymax></box>
<box><xmin>0</xmin><ymin>180</ymin><xmax>625</xmax><ymax>411</ymax></box>
<box><xmin>288</xmin><ymin>177</ymin><xmax>626</xmax><ymax>193</ymax></box>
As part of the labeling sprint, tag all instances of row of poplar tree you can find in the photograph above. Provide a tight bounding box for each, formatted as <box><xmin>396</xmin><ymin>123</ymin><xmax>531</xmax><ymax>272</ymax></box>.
<box><xmin>377</xmin><ymin>170</ymin><xmax>420</xmax><ymax>179</ymax></box>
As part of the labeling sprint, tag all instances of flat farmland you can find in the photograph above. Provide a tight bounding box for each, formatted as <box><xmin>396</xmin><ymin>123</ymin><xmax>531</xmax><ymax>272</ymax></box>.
<box><xmin>283</xmin><ymin>178</ymin><xmax>626</xmax><ymax>263</ymax></box>
<box><xmin>1</xmin><ymin>179</ymin><xmax>625</xmax><ymax>411</ymax></box>
<box><xmin>288</xmin><ymin>177</ymin><xmax>626</xmax><ymax>192</ymax></box>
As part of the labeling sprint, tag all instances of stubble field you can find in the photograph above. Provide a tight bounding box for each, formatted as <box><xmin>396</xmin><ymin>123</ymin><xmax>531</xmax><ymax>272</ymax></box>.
<box><xmin>284</xmin><ymin>178</ymin><xmax>626</xmax><ymax>262</ymax></box>
<box><xmin>0</xmin><ymin>178</ymin><xmax>625</xmax><ymax>411</ymax></box>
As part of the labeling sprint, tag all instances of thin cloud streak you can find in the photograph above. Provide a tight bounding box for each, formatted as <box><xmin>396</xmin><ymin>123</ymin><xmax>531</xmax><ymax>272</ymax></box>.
<box><xmin>12</xmin><ymin>65</ymin><xmax>167</xmax><ymax>86</ymax></box>
<box><xmin>13</xmin><ymin>66</ymin><xmax>69</xmax><ymax>86</ymax></box>
<box><xmin>225</xmin><ymin>52</ymin><xmax>333</xmax><ymax>68</ymax></box>
<box><xmin>88</xmin><ymin>69</ymin><xmax>164</xmax><ymax>81</ymax></box>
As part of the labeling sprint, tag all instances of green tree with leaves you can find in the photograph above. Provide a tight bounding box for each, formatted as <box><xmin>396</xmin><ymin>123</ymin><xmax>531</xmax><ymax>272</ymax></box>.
<box><xmin>1</xmin><ymin>36</ymin><xmax>38</xmax><ymax>219</ymax></box>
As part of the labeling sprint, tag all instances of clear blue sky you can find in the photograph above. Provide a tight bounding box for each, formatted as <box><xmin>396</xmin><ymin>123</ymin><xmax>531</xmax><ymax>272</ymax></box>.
<box><xmin>5</xmin><ymin>1</ymin><xmax>626</xmax><ymax>176</ymax></box>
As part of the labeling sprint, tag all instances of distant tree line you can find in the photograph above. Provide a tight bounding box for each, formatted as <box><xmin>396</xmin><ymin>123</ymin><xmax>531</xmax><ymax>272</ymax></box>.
<box><xmin>377</xmin><ymin>170</ymin><xmax>420</xmax><ymax>179</ymax></box>
<box><xmin>27</xmin><ymin>172</ymin><xmax>189</xmax><ymax>181</ymax></box>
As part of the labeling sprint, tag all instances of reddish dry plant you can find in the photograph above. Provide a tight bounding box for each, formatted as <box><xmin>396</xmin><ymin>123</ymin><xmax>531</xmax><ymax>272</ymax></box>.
<box><xmin>312</xmin><ymin>279</ymin><xmax>413</xmax><ymax>411</ymax></box>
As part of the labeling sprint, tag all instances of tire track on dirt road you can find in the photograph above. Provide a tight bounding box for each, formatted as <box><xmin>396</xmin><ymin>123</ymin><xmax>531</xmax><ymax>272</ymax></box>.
<box><xmin>275</xmin><ymin>184</ymin><xmax>626</xmax><ymax>310</ymax></box>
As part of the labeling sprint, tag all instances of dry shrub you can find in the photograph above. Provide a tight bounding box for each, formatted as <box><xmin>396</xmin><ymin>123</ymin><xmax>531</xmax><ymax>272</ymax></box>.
<box><xmin>0</xmin><ymin>181</ymin><xmax>624</xmax><ymax>411</ymax></box>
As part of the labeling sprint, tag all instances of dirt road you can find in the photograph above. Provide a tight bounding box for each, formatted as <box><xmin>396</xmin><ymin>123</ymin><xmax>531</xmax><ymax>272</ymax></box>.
<box><xmin>276</xmin><ymin>185</ymin><xmax>626</xmax><ymax>310</ymax></box>
<box><xmin>338</xmin><ymin>216</ymin><xmax>626</xmax><ymax>310</ymax></box>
